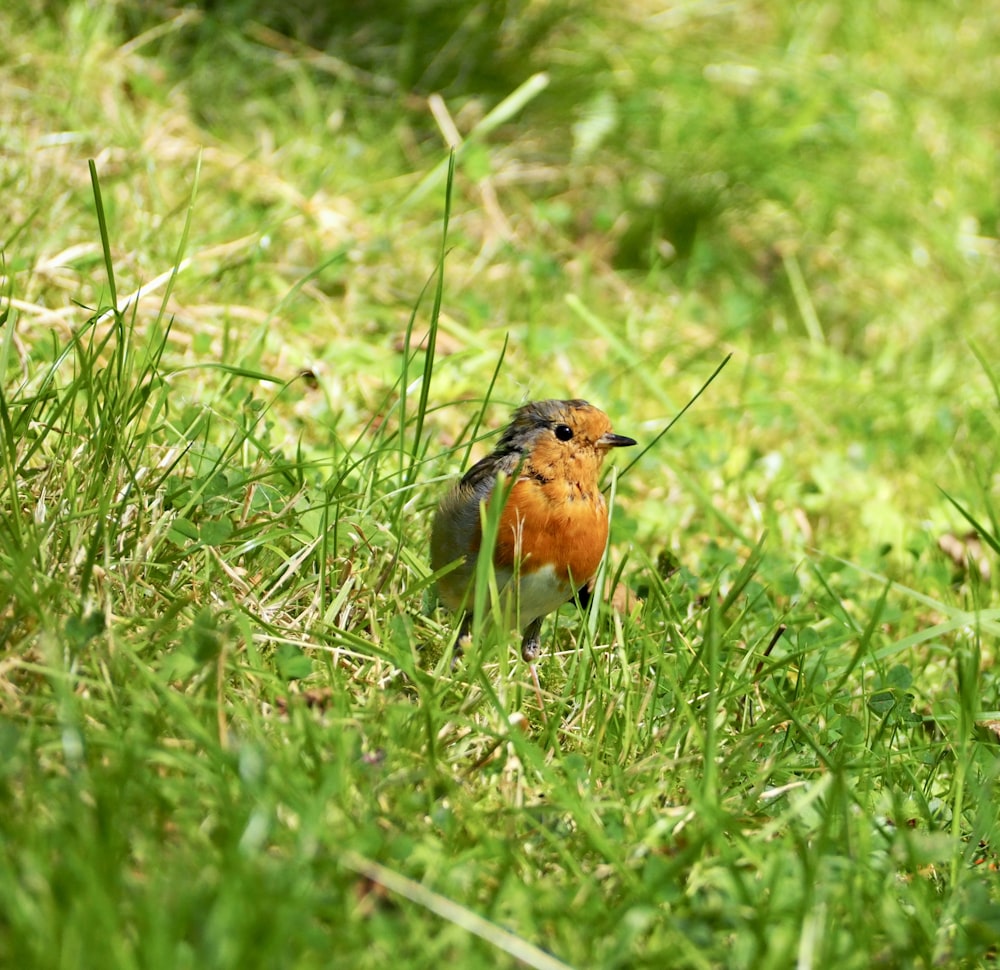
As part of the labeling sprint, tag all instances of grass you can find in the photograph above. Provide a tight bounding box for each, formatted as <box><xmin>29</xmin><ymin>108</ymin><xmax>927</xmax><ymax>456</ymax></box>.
<box><xmin>2</xmin><ymin>0</ymin><xmax>1000</xmax><ymax>967</ymax></box>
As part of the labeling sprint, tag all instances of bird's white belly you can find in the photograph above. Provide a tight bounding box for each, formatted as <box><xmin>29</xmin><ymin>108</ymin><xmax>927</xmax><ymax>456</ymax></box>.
<box><xmin>496</xmin><ymin>563</ymin><xmax>574</xmax><ymax>628</ymax></box>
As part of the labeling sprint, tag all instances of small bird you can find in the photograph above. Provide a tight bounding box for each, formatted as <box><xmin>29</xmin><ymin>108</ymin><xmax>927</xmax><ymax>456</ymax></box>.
<box><xmin>431</xmin><ymin>399</ymin><xmax>636</xmax><ymax>664</ymax></box>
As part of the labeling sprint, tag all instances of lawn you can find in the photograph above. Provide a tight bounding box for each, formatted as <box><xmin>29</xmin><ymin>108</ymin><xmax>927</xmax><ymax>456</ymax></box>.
<box><xmin>2</xmin><ymin>1</ymin><xmax>1000</xmax><ymax>967</ymax></box>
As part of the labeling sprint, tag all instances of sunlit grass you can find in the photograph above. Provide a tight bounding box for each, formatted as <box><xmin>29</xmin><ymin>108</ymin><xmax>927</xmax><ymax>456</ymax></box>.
<box><xmin>2</xmin><ymin>0</ymin><xmax>999</xmax><ymax>967</ymax></box>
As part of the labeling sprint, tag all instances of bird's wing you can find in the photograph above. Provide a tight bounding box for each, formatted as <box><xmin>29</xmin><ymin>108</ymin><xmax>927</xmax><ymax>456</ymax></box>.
<box><xmin>458</xmin><ymin>449</ymin><xmax>526</xmax><ymax>500</ymax></box>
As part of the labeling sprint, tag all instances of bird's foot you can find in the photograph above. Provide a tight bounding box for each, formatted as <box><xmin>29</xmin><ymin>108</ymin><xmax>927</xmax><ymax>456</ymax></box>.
<box><xmin>520</xmin><ymin>618</ymin><xmax>543</xmax><ymax>663</ymax></box>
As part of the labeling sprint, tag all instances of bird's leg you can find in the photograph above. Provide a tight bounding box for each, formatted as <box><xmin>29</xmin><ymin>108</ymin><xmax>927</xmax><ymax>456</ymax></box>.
<box><xmin>520</xmin><ymin>617</ymin><xmax>544</xmax><ymax>662</ymax></box>
<box><xmin>519</xmin><ymin>617</ymin><xmax>548</xmax><ymax>721</ymax></box>
<box><xmin>450</xmin><ymin>612</ymin><xmax>471</xmax><ymax>669</ymax></box>
<box><xmin>572</xmin><ymin>580</ymin><xmax>593</xmax><ymax>610</ymax></box>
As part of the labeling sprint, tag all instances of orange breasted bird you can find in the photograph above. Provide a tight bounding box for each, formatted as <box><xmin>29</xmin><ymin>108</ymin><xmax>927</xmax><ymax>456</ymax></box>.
<box><xmin>431</xmin><ymin>399</ymin><xmax>636</xmax><ymax>663</ymax></box>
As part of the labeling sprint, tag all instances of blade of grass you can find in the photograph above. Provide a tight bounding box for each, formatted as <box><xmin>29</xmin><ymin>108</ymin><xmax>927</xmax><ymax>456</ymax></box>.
<box><xmin>405</xmin><ymin>73</ymin><xmax>549</xmax><ymax>208</ymax></box>
<box><xmin>939</xmin><ymin>487</ymin><xmax>1000</xmax><ymax>558</ymax></box>
<box><xmin>613</xmin><ymin>349</ymin><xmax>732</xmax><ymax>482</ymax></box>
<box><xmin>406</xmin><ymin>149</ymin><xmax>456</xmax><ymax>488</ymax></box>
<box><xmin>459</xmin><ymin>335</ymin><xmax>508</xmax><ymax>471</ymax></box>
<box><xmin>89</xmin><ymin>159</ymin><xmax>119</xmax><ymax>314</ymax></box>
<box><xmin>340</xmin><ymin>851</ymin><xmax>574</xmax><ymax>970</ymax></box>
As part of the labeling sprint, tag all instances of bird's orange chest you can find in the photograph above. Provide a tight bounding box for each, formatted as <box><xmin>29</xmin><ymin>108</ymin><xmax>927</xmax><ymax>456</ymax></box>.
<box><xmin>495</xmin><ymin>475</ymin><xmax>609</xmax><ymax>584</ymax></box>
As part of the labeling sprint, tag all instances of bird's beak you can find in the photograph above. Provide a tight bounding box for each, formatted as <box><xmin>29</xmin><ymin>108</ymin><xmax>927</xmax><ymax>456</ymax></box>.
<box><xmin>598</xmin><ymin>432</ymin><xmax>637</xmax><ymax>449</ymax></box>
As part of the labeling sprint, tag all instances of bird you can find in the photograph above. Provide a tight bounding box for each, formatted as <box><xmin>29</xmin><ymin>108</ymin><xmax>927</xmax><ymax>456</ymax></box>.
<box><xmin>431</xmin><ymin>399</ymin><xmax>636</xmax><ymax>665</ymax></box>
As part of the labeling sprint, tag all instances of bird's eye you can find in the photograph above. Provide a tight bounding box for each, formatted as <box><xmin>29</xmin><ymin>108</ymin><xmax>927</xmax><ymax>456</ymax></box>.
<box><xmin>554</xmin><ymin>424</ymin><xmax>574</xmax><ymax>441</ymax></box>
